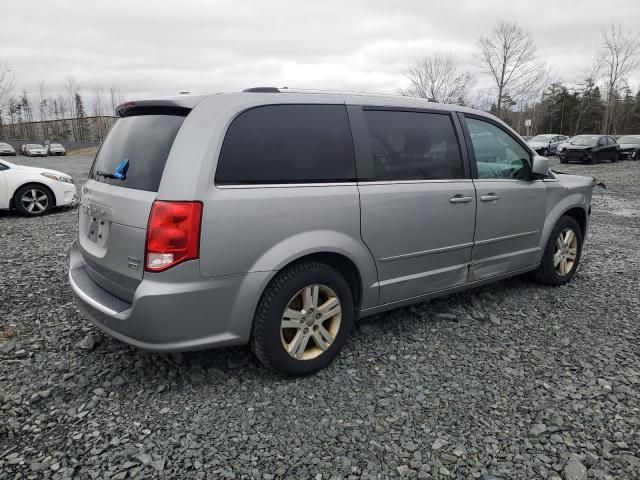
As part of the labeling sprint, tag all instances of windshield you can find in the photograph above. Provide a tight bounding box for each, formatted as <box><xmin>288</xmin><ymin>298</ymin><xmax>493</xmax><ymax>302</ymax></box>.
<box><xmin>530</xmin><ymin>135</ymin><xmax>554</xmax><ymax>142</ymax></box>
<box><xmin>617</xmin><ymin>135</ymin><xmax>640</xmax><ymax>144</ymax></box>
<box><xmin>28</xmin><ymin>144</ymin><xmax>44</xmax><ymax>148</ymax></box>
<box><xmin>570</xmin><ymin>136</ymin><xmax>600</xmax><ymax>146</ymax></box>
<box><xmin>50</xmin><ymin>144</ymin><xmax>62</xmax><ymax>148</ymax></box>
<box><xmin>0</xmin><ymin>143</ymin><xmax>10</xmax><ymax>147</ymax></box>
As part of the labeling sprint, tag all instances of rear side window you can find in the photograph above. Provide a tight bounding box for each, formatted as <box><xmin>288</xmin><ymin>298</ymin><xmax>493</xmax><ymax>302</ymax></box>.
<box><xmin>215</xmin><ymin>105</ymin><xmax>356</xmax><ymax>184</ymax></box>
<box><xmin>362</xmin><ymin>110</ymin><xmax>464</xmax><ymax>181</ymax></box>
<box><xmin>89</xmin><ymin>112</ymin><xmax>187</xmax><ymax>192</ymax></box>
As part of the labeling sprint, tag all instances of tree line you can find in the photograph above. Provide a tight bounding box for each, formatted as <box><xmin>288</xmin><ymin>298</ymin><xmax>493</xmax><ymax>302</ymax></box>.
<box><xmin>402</xmin><ymin>21</ymin><xmax>640</xmax><ymax>136</ymax></box>
<box><xmin>0</xmin><ymin>70</ymin><xmax>123</xmax><ymax>142</ymax></box>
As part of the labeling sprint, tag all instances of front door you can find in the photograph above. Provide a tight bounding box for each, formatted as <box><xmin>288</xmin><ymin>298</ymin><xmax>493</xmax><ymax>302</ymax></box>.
<box><xmin>354</xmin><ymin>108</ymin><xmax>476</xmax><ymax>304</ymax></box>
<box><xmin>462</xmin><ymin>115</ymin><xmax>547</xmax><ymax>280</ymax></box>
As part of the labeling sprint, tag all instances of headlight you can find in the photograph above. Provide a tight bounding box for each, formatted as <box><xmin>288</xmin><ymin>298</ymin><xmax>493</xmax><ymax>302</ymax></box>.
<box><xmin>41</xmin><ymin>172</ymin><xmax>73</xmax><ymax>183</ymax></box>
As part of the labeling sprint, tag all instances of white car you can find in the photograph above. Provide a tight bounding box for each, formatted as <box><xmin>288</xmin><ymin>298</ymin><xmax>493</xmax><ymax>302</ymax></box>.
<box><xmin>0</xmin><ymin>159</ymin><xmax>77</xmax><ymax>216</ymax></box>
<box><xmin>25</xmin><ymin>144</ymin><xmax>48</xmax><ymax>157</ymax></box>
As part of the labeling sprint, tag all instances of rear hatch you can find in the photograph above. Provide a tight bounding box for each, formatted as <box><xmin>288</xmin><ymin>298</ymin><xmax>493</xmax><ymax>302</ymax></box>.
<box><xmin>78</xmin><ymin>107</ymin><xmax>189</xmax><ymax>302</ymax></box>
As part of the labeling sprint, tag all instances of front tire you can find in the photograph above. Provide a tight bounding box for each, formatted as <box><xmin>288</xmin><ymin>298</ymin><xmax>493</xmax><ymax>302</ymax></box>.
<box><xmin>531</xmin><ymin>215</ymin><xmax>583</xmax><ymax>286</ymax></box>
<box><xmin>250</xmin><ymin>261</ymin><xmax>354</xmax><ymax>376</ymax></box>
<box><xmin>14</xmin><ymin>184</ymin><xmax>54</xmax><ymax>216</ymax></box>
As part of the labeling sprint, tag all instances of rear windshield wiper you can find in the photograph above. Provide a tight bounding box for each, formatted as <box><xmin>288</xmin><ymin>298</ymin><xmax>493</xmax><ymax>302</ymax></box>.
<box><xmin>96</xmin><ymin>159</ymin><xmax>129</xmax><ymax>180</ymax></box>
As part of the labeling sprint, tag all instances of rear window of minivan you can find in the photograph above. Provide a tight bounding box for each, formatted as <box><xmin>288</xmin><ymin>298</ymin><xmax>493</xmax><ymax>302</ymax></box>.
<box><xmin>89</xmin><ymin>110</ymin><xmax>187</xmax><ymax>192</ymax></box>
<box><xmin>215</xmin><ymin>104</ymin><xmax>356</xmax><ymax>184</ymax></box>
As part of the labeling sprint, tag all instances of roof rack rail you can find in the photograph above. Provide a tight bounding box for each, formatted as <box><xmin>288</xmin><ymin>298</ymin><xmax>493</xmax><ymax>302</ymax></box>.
<box><xmin>242</xmin><ymin>87</ymin><xmax>281</xmax><ymax>93</ymax></box>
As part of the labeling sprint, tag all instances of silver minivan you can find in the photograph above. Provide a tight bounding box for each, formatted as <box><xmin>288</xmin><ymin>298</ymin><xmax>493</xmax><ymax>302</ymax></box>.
<box><xmin>69</xmin><ymin>88</ymin><xmax>594</xmax><ymax>376</ymax></box>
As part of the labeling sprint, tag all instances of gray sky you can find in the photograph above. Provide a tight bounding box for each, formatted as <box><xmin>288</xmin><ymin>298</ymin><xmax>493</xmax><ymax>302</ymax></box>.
<box><xmin>2</xmin><ymin>0</ymin><xmax>639</xmax><ymax>102</ymax></box>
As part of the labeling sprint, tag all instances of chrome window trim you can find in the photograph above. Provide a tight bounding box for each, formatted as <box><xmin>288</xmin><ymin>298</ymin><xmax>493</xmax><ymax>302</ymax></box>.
<box><xmin>358</xmin><ymin>179</ymin><xmax>474</xmax><ymax>186</ymax></box>
<box><xmin>215</xmin><ymin>182</ymin><xmax>358</xmax><ymax>189</ymax></box>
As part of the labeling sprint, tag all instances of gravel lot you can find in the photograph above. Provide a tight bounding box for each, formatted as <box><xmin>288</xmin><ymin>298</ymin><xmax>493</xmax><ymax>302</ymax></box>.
<box><xmin>1</xmin><ymin>154</ymin><xmax>639</xmax><ymax>480</ymax></box>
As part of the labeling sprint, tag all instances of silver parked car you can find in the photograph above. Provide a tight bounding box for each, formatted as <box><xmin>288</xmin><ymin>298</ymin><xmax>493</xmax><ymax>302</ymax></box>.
<box><xmin>616</xmin><ymin>135</ymin><xmax>640</xmax><ymax>161</ymax></box>
<box><xmin>69</xmin><ymin>89</ymin><xmax>594</xmax><ymax>376</ymax></box>
<box><xmin>527</xmin><ymin>134</ymin><xmax>568</xmax><ymax>156</ymax></box>
<box><xmin>25</xmin><ymin>144</ymin><xmax>48</xmax><ymax>157</ymax></box>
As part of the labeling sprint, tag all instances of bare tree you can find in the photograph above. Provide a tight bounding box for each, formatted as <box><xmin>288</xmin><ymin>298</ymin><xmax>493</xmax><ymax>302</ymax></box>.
<box><xmin>109</xmin><ymin>85</ymin><xmax>123</xmax><ymax>116</ymax></box>
<box><xmin>0</xmin><ymin>62</ymin><xmax>15</xmax><ymax>106</ymax></box>
<box><xmin>64</xmin><ymin>76</ymin><xmax>82</xmax><ymax>141</ymax></box>
<box><xmin>513</xmin><ymin>66</ymin><xmax>556</xmax><ymax>133</ymax></box>
<box><xmin>598</xmin><ymin>23</ymin><xmax>640</xmax><ymax>133</ymax></box>
<box><xmin>401</xmin><ymin>53</ymin><xmax>475</xmax><ymax>105</ymax></box>
<box><xmin>478</xmin><ymin>21</ymin><xmax>539</xmax><ymax>118</ymax></box>
<box><xmin>91</xmin><ymin>84</ymin><xmax>111</xmax><ymax>141</ymax></box>
<box><xmin>0</xmin><ymin>61</ymin><xmax>16</xmax><ymax>135</ymax></box>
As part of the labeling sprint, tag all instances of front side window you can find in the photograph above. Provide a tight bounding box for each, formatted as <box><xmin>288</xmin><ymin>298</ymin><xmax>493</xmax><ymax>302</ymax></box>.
<box><xmin>362</xmin><ymin>110</ymin><xmax>464</xmax><ymax>181</ymax></box>
<box><xmin>215</xmin><ymin>105</ymin><xmax>355</xmax><ymax>184</ymax></box>
<box><xmin>466</xmin><ymin>117</ymin><xmax>531</xmax><ymax>180</ymax></box>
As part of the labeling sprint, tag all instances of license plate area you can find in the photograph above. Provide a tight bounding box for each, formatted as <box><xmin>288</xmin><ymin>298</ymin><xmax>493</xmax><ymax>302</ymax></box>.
<box><xmin>81</xmin><ymin>201</ymin><xmax>113</xmax><ymax>247</ymax></box>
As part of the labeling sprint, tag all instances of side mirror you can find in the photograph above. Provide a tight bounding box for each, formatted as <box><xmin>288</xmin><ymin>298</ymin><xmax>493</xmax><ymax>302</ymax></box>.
<box><xmin>531</xmin><ymin>155</ymin><xmax>549</xmax><ymax>177</ymax></box>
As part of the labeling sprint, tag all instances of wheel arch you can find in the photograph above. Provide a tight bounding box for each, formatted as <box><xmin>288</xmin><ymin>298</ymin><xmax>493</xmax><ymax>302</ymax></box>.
<box><xmin>11</xmin><ymin>182</ymin><xmax>57</xmax><ymax>209</ymax></box>
<box><xmin>563</xmin><ymin>207</ymin><xmax>587</xmax><ymax>236</ymax></box>
<box><xmin>277</xmin><ymin>252</ymin><xmax>364</xmax><ymax>312</ymax></box>
<box><xmin>537</xmin><ymin>198</ymin><xmax>588</xmax><ymax>264</ymax></box>
<box><xmin>246</xmin><ymin>230</ymin><xmax>379</xmax><ymax>311</ymax></box>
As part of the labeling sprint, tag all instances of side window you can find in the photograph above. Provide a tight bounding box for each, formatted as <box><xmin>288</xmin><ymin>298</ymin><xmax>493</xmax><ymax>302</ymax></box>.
<box><xmin>0</xmin><ymin>163</ymin><xmax>8</xmax><ymax>171</ymax></box>
<box><xmin>362</xmin><ymin>110</ymin><xmax>464</xmax><ymax>180</ymax></box>
<box><xmin>598</xmin><ymin>137</ymin><xmax>607</xmax><ymax>146</ymax></box>
<box><xmin>215</xmin><ymin>105</ymin><xmax>356</xmax><ymax>184</ymax></box>
<box><xmin>466</xmin><ymin>117</ymin><xmax>531</xmax><ymax>180</ymax></box>
<box><xmin>608</xmin><ymin>136</ymin><xmax>617</xmax><ymax>145</ymax></box>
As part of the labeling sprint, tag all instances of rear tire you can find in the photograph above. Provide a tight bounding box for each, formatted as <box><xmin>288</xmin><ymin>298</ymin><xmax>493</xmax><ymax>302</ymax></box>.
<box><xmin>250</xmin><ymin>261</ymin><xmax>354</xmax><ymax>376</ymax></box>
<box><xmin>531</xmin><ymin>215</ymin><xmax>583</xmax><ymax>286</ymax></box>
<box><xmin>14</xmin><ymin>184</ymin><xmax>54</xmax><ymax>217</ymax></box>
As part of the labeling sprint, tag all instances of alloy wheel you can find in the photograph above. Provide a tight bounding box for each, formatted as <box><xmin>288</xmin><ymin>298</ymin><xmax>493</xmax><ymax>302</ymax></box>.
<box><xmin>21</xmin><ymin>188</ymin><xmax>49</xmax><ymax>213</ymax></box>
<box><xmin>554</xmin><ymin>228</ymin><xmax>578</xmax><ymax>276</ymax></box>
<box><xmin>280</xmin><ymin>284</ymin><xmax>342</xmax><ymax>360</ymax></box>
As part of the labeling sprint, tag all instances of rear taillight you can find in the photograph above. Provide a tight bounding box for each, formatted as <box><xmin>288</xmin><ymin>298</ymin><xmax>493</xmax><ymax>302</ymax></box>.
<box><xmin>145</xmin><ymin>201</ymin><xmax>203</xmax><ymax>272</ymax></box>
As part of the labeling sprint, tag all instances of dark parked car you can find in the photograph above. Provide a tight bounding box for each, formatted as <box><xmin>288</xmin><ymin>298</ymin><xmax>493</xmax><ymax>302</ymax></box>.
<box><xmin>47</xmin><ymin>143</ymin><xmax>67</xmax><ymax>156</ymax></box>
<box><xmin>559</xmin><ymin>135</ymin><xmax>620</xmax><ymax>164</ymax></box>
<box><xmin>0</xmin><ymin>142</ymin><xmax>16</xmax><ymax>156</ymax></box>
<box><xmin>616</xmin><ymin>135</ymin><xmax>640</xmax><ymax>161</ymax></box>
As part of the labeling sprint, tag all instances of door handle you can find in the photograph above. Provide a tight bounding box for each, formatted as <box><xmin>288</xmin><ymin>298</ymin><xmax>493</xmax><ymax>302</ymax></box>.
<box><xmin>449</xmin><ymin>194</ymin><xmax>473</xmax><ymax>204</ymax></box>
<box><xmin>481</xmin><ymin>193</ymin><xmax>501</xmax><ymax>202</ymax></box>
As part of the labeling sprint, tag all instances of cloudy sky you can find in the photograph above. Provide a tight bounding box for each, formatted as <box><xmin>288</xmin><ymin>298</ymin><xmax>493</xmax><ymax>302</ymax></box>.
<box><xmin>2</xmin><ymin>0</ymin><xmax>639</xmax><ymax>102</ymax></box>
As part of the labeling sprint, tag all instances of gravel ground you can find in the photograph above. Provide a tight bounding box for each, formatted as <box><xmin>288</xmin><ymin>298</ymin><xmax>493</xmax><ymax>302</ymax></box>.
<box><xmin>1</xmin><ymin>155</ymin><xmax>639</xmax><ymax>480</ymax></box>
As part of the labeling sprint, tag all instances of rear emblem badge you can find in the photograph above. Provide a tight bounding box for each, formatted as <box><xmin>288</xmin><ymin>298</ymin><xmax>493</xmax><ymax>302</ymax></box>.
<box><xmin>127</xmin><ymin>257</ymin><xmax>141</xmax><ymax>270</ymax></box>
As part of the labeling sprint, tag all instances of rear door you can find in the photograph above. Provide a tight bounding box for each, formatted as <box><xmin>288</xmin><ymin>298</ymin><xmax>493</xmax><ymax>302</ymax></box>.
<box><xmin>79</xmin><ymin>108</ymin><xmax>188</xmax><ymax>301</ymax></box>
<box><xmin>460</xmin><ymin>114</ymin><xmax>546</xmax><ymax>280</ymax></box>
<box><xmin>353</xmin><ymin>107</ymin><xmax>475</xmax><ymax>304</ymax></box>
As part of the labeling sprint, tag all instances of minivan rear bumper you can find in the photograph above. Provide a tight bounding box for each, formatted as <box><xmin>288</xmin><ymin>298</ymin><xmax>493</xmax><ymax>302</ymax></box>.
<box><xmin>69</xmin><ymin>240</ymin><xmax>270</xmax><ymax>352</ymax></box>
